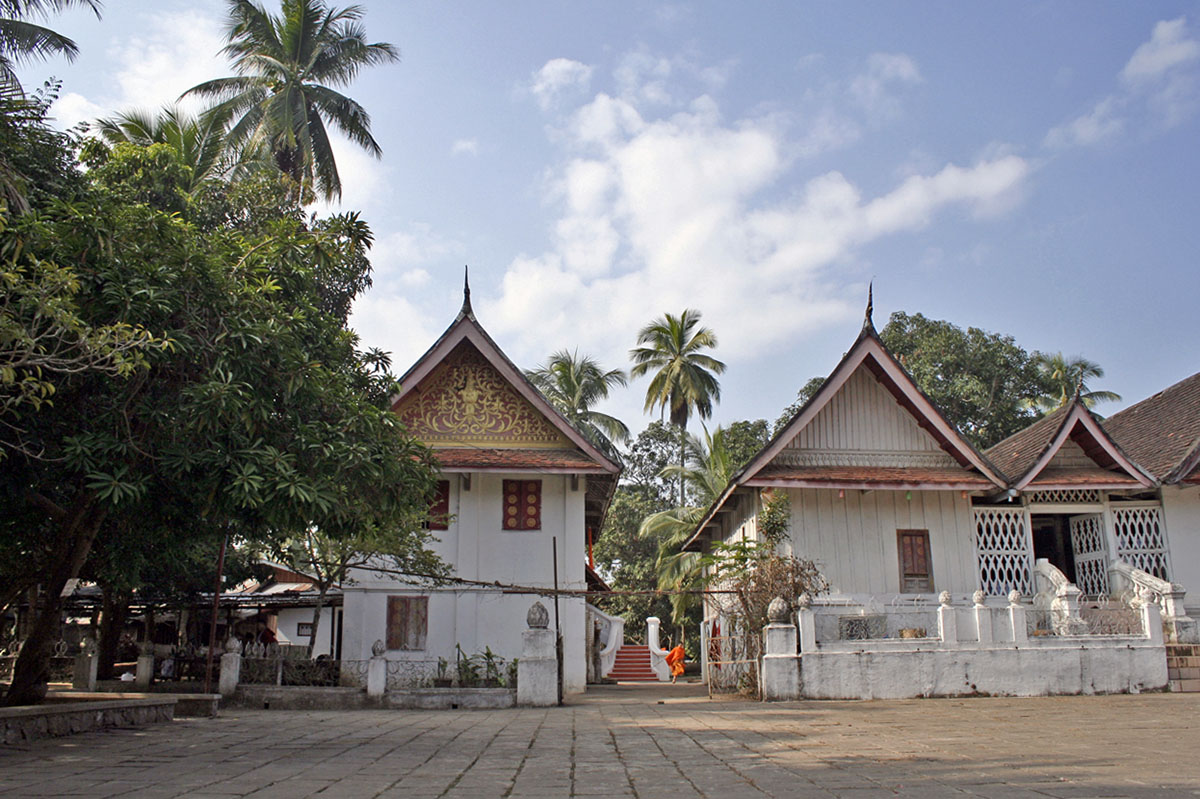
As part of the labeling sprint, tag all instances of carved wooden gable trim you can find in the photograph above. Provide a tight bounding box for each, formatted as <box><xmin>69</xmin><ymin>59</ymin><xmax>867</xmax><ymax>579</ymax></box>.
<box><xmin>394</xmin><ymin>341</ymin><xmax>570</xmax><ymax>448</ymax></box>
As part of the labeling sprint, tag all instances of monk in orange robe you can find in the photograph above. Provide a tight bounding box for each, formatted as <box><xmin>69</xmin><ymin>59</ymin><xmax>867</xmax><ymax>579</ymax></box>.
<box><xmin>665</xmin><ymin>643</ymin><xmax>686</xmax><ymax>683</ymax></box>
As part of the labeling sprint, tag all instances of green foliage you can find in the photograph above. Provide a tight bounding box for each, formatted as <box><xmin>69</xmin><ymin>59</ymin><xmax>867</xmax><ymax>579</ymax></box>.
<box><xmin>773</xmin><ymin>376</ymin><xmax>826</xmax><ymax>435</ymax></box>
<box><xmin>879</xmin><ymin>312</ymin><xmax>1050</xmax><ymax>449</ymax></box>
<box><xmin>1</xmin><ymin>136</ymin><xmax>439</xmax><ymax>704</ymax></box>
<box><xmin>630</xmin><ymin>308</ymin><xmax>726</xmax><ymax>430</ymax></box>
<box><xmin>757</xmin><ymin>490</ymin><xmax>790</xmax><ymax>544</ymax></box>
<box><xmin>183</xmin><ymin>0</ymin><xmax>399</xmax><ymax>201</ymax></box>
<box><xmin>622</xmin><ymin>420</ymin><xmax>678</xmax><ymax>506</ymax></box>
<box><xmin>0</xmin><ymin>1</ymin><xmax>101</xmax><ymax>97</ymax></box>
<box><xmin>722</xmin><ymin>419</ymin><xmax>770</xmax><ymax>473</ymax></box>
<box><xmin>1028</xmin><ymin>352</ymin><xmax>1121</xmax><ymax>412</ymax></box>
<box><xmin>592</xmin><ymin>485</ymin><xmax>675</xmax><ymax>642</ymax></box>
<box><xmin>525</xmin><ymin>349</ymin><xmax>629</xmax><ymax>459</ymax></box>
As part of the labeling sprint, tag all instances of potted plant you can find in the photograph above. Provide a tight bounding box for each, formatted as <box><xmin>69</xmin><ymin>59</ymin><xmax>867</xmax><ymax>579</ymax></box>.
<box><xmin>433</xmin><ymin>657</ymin><xmax>452</xmax><ymax>688</ymax></box>
<box><xmin>455</xmin><ymin>644</ymin><xmax>480</xmax><ymax>687</ymax></box>
<box><xmin>481</xmin><ymin>647</ymin><xmax>502</xmax><ymax>688</ymax></box>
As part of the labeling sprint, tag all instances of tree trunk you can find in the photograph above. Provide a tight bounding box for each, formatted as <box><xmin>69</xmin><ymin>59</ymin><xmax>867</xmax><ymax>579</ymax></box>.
<box><xmin>97</xmin><ymin>586</ymin><xmax>130</xmax><ymax>680</ymax></box>
<box><xmin>307</xmin><ymin>585</ymin><xmax>329</xmax><ymax>654</ymax></box>
<box><xmin>5</xmin><ymin>498</ymin><xmax>106</xmax><ymax>706</ymax></box>
<box><xmin>679</xmin><ymin>423</ymin><xmax>687</xmax><ymax>508</ymax></box>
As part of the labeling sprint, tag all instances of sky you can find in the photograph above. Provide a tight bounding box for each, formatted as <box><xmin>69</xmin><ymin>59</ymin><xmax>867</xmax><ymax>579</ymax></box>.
<box><xmin>25</xmin><ymin>1</ymin><xmax>1200</xmax><ymax>439</ymax></box>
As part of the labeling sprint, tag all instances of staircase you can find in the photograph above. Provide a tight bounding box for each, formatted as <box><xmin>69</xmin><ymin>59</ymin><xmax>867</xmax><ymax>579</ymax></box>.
<box><xmin>1167</xmin><ymin>644</ymin><xmax>1200</xmax><ymax>692</ymax></box>
<box><xmin>607</xmin><ymin>644</ymin><xmax>660</xmax><ymax>682</ymax></box>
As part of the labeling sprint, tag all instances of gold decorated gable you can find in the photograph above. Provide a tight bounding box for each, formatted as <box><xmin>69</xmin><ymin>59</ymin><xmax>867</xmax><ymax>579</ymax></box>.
<box><xmin>395</xmin><ymin>341</ymin><xmax>571</xmax><ymax>448</ymax></box>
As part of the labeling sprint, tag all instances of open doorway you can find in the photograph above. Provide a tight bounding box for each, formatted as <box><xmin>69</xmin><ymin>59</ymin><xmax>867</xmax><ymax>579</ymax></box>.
<box><xmin>1031</xmin><ymin>515</ymin><xmax>1077</xmax><ymax>585</ymax></box>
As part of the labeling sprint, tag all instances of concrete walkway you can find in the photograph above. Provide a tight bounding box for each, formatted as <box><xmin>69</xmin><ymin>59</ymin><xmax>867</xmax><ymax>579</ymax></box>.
<box><xmin>2</xmin><ymin>687</ymin><xmax>1198</xmax><ymax>797</ymax></box>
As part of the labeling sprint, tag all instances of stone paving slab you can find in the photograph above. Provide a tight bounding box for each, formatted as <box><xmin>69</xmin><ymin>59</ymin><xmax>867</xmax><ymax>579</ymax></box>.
<box><xmin>0</xmin><ymin>687</ymin><xmax>1198</xmax><ymax>797</ymax></box>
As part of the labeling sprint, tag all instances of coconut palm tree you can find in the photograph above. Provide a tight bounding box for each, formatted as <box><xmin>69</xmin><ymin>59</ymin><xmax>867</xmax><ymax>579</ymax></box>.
<box><xmin>524</xmin><ymin>350</ymin><xmax>629</xmax><ymax>460</ymax></box>
<box><xmin>94</xmin><ymin>106</ymin><xmax>241</xmax><ymax>192</ymax></box>
<box><xmin>1030</xmin><ymin>353</ymin><xmax>1121</xmax><ymax>412</ymax></box>
<box><xmin>183</xmin><ymin>0</ymin><xmax>397</xmax><ymax>202</ymax></box>
<box><xmin>0</xmin><ymin>0</ymin><xmax>100</xmax><ymax>94</ymax></box>
<box><xmin>640</xmin><ymin>425</ymin><xmax>736</xmax><ymax>626</ymax></box>
<box><xmin>630</xmin><ymin>309</ymin><xmax>726</xmax><ymax>506</ymax></box>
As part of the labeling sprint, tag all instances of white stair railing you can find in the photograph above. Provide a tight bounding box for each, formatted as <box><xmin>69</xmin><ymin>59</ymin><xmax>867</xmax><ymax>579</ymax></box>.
<box><xmin>585</xmin><ymin>604</ymin><xmax>625</xmax><ymax>678</ymax></box>
<box><xmin>1110</xmin><ymin>560</ymin><xmax>1197</xmax><ymax>642</ymax></box>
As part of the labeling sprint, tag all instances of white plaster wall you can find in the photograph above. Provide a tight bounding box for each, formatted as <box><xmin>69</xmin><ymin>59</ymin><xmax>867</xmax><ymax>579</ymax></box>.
<box><xmin>1162</xmin><ymin>485</ymin><xmax>1200</xmax><ymax>613</ymax></box>
<box><xmin>784</xmin><ymin>488</ymin><xmax>978</xmax><ymax>596</ymax></box>
<box><xmin>342</xmin><ymin>472</ymin><xmax>589</xmax><ymax>693</ymax></box>
<box><xmin>274</xmin><ymin>606</ymin><xmax>338</xmax><ymax>657</ymax></box>
<box><xmin>799</xmin><ymin>642</ymin><xmax>1167</xmax><ymax>699</ymax></box>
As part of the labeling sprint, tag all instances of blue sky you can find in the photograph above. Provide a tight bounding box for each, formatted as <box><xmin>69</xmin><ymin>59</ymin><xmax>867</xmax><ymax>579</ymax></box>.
<box><xmin>27</xmin><ymin>1</ymin><xmax>1200</xmax><ymax>436</ymax></box>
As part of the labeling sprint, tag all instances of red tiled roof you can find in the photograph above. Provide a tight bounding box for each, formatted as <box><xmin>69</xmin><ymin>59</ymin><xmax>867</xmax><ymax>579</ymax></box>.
<box><xmin>747</xmin><ymin>464</ymin><xmax>995</xmax><ymax>488</ymax></box>
<box><xmin>433</xmin><ymin>447</ymin><xmax>610</xmax><ymax>472</ymax></box>
<box><xmin>985</xmin><ymin>405</ymin><xmax>1068</xmax><ymax>479</ymax></box>
<box><xmin>1026</xmin><ymin>468</ymin><xmax>1141</xmax><ymax>487</ymax></box>
<box><xmin>1103</xmin><ymin>372</ymin><xmax>1200</xmax><ymax>482</ymax></box>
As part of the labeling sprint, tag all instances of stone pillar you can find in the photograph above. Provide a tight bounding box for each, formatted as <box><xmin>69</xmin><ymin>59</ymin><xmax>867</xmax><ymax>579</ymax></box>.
<box><xmin>797</xmin><ymin>593</ymin><xmax>816</xmax><ymax>653</ymax></box>
<box><xmin>645</xmin><ymin>616</ymin><xmax>670</xmax><ymax>682</ymax></box>
<box><xmin>1140</xmin><ymin>598</ymin><xmax>1164</xmax><ymax>647</ymax></box>
<box><xmin>1008</xmin><ymin>591</ymin><xmax>1028</xmax><ymax>645</ymax></box>
<box><xmin>1051</xmin><ymin>582</ymin><xmax>1088</xmax><ymax>635</ymax></box>
<box><xmin>134</xmin><ymin>642</ymin><xmax>155</xmax><ymax>690</ymax></box>
<box><xmin>72</xmin><ymin>638</ymin><xmax>98</xmax><ymax>691</ymax></box>
<box><xmin>761</xmin><ymin>598</ymin><xmax>801</xmax><ymax>701</ymax></box>
<box><xmin>366</xmin><ymin>640</ymin><xmax>387</xmax><ymax>697</ymax></box>
<box><xmin>937</xmin><ymin>591</ymin><xmax>957</xmax><ymax>646</ymax></box>
<box><xmin>973</xmin><ymin>590</ymin><xmax>992</xmax><ymax>645</ymax></box>
<box><xmin>218</xmin><ymin>638</ymin><xmax>242</xmax><ymax>698</ymax></box>
<box><xmin>518</xmin><ymin>602</ymin><xmax>557</xmax><ymax>707</ymax></box>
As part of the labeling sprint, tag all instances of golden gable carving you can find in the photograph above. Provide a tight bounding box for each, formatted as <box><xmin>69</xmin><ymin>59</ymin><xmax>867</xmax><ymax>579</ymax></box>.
<box><xmin>395</xmin><ymin>342</ymin><xmax>568</xmax><ymax>448</ymax></box>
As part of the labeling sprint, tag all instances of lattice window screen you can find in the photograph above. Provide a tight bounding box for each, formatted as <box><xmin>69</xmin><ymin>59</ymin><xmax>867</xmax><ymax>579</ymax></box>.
<box><xmin>1069</xmin><ymin>514</ymin><xmax>1109</xmax><ymax>596</ymax></box>
<box><xmin>1111</xmin><ymin>504</ymin><xmax>1170</xmax><ymax>580</ymax></box>
<box><xmin>1029</xmin><ymin>489</ymin><xmax>1100</xmax><ymax>504</ymax></box>
<box><xmin>973</xmin><ymin>507</ymin><xmax>1034</xmax><ymax>596</ymax></box>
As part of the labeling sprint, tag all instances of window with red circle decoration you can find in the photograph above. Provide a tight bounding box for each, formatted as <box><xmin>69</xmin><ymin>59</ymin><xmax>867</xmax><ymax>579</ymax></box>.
<box><xmin>502</xmin><ymin>479</ymin><xmax>541</xmax><ymax>530</ymax></box>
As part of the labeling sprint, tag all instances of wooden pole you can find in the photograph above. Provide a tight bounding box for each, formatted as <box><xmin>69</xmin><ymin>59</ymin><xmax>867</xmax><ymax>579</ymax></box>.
<box><xmin>552</xmin><ymin>536</ymin><xmax>562</xmax><ymax>706</ymax></box>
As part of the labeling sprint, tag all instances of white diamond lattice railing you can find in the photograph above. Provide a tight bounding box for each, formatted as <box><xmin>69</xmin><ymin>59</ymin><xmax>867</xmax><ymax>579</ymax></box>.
<box><xmin>1111</xmin><ymin>504</ymin><xmax>1170</xmax><ymax>581</ymax></box>
<box><xmin>973</xmin><ymin>507</ymin><xmax>1034</xmax><ymax>596</ymax></box>
<box><xmin>1070</xmin><ymin>513</ymin><xmax>1109</xmax><ymax>596</ymax></box>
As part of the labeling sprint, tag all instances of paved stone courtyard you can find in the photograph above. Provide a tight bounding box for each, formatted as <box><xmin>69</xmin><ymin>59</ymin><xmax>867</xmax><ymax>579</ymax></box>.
<box><xmin>2</xmin><ymin>686</ymin><xmax>1199</xmax><ymax>798</ymax></box>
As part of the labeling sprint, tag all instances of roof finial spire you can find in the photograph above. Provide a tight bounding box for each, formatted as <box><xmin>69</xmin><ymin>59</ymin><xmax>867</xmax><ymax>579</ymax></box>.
<box><xmin>459</xmin><ymin>265</ymin><xmax>474</xmax><ymax>319</ymax></box>
<box><xmin>863</xmin><ymin>280</ymin><xmax>874</xmax><ymax>330</ymax></box>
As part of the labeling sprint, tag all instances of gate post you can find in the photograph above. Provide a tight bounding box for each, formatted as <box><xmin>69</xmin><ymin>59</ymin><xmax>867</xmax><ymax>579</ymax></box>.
<box><xmin>761</xmin><ymin>598</ymin><xmax>801</xmax><ymax>701</ymax></box>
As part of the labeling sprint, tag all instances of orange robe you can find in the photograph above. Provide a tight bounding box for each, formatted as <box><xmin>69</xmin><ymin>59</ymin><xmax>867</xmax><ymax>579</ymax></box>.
<box><xmin>665</xmin><ymin>645</ymin><xmax>686</xmax><ymax>677</ymax></box>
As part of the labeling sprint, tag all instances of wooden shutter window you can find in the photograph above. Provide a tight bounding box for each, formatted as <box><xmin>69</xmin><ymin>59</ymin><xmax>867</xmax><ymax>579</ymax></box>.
<box><xmin>386</xmin><ymin>596</ymin><xmax>428</xmax><ymax>651</ymax></box>
<box><xmin>426</xmin><ymin>480</ymin><xmax>450</xmax><ymax>530</ymax></box>
<box><xmin>897</xmin><ymin>529</ymin><xmax>934</xmax><ymax>593</ymax></box>
<box><xmin>503</xmin><ymin>479</ymin><xmax>542</xmax><ymax>530</ymax></box>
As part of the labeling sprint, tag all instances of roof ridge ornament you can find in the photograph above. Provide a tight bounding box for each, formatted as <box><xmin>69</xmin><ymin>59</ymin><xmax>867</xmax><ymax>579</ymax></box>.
<box><xmin>458</xmin><ymin>265</ymin><xmax>475</xmax><ymax>320</ymax></box>
<box><xmin>863</xmin><ymin>280</ymin><xmax>874</xmax><ymax>330</ymax></box>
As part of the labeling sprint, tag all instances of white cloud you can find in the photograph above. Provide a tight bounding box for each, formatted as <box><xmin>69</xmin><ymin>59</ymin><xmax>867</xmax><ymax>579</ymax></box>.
<box><xmin>50</xmin><ymin>9</ymin><xmax>226</xmax><ymax>126</ymax></box>
<box><xmin>849</xmin><ymin>53</ymin><xmax>922</xmax><ymax>118</ymax></box>
<box><xmin>1046</xmin><ymin>17</ymin><xmax>1200</xmax><ymax>149</ymax></box>
<box><xmin>484</xmin><ymin>74</ymin><xmax>1029</xmax><ymax>371</ymax></box>
<box><xmin>1121</xmin><ymin>17</ymin><xmax>1200</xmax><ymax>84</ymax></box>
<box><xmin>1044</xmin><ymin>97</ymin><xmax>1124</xmax><ymax>149</ymax></box>
<box><xmin>348</xmin><ymin>291</ymin><xmax>439</xmax><ymax>373</ymax></box>
<box><xmin>531</xmin><ymin>58</ymin><xmax>594</xmax><ymax>110</ymax></box>
<box><xmin>451</xmin><ymin>138</ymin><xmax>480</xmax><ymax>156</ymax></box>
<box><xmin>372</xmin><ymin>224</ymin><xmax>465</xmax><ymax>274</ymax></box>
<box><xmin>50</xmin><ymin>92</ymin><xmax>106</xmax><ymax>130</ymax></box>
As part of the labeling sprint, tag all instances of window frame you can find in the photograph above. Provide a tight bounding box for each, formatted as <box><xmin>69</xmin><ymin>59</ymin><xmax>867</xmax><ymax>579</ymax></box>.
<box><xmin>386</xmin><ymin>595</ymin><xmax>429</xmax><ymax>651</ymax></box>
<box><xmin>502</xmin><ymin>479</ymin><xmax>542</xmax><ymax>530</ymax></box>
<box><xmin>897</xmin><ymin>529</ymin><xmax>934</xmax><ymax>593</ymax></box>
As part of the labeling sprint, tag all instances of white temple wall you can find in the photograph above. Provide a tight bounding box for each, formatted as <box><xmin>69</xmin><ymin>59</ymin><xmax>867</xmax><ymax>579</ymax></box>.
<box><xmin>783</xmin><ymin>487</ymin><xmax>979</xmax><ymax>596</ymax></box>
<box><xmin>342</xmin><ymin>472</ymin><xmax>588</xmax><ymax>693</ymax></box>
<box><xmin>1161</xmin><ymin>485</ymin><xmax>1200</xmax><ymax>613</ymax></box>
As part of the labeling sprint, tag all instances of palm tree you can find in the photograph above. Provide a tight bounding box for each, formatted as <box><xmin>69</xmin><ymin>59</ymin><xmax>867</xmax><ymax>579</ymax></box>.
<box><xmin>630</xmin><ymin>309</ymin><xmax>726</xmax><ymax>506</ymax></box>
<box><xmin>640</xmin><ymin>425</ymin><xmax>736</xmax><ymax>626</ymax></box>
<box><xmin>524</xmin><ymin>350</ymin><xmax>629</xmax><ymax>459</ymax></box>
<box><xmin>0</xmin><ymin>0</ymin><xmax>101</xmax><ymax>94</ymax></box>
<box><xmin>1030</xmin><ymin>353</ymin><xmax>1121</xmax><ymax>412</ymax></box>
<box><xmin>183</xmin><ymin>0</ymin><xmax>398</xmax><ymax>202</ymax></box>
<box><xmin>94</xmin><ymin>106</ymin><xmax>241</xmax><ymax>192</ymax></box>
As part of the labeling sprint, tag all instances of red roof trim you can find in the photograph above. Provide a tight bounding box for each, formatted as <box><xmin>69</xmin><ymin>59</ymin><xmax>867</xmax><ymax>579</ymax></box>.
<box><xmin>1014</xmin><ymin>404</ymin><xmax>1153</xmax><ymax>490</ymax></box>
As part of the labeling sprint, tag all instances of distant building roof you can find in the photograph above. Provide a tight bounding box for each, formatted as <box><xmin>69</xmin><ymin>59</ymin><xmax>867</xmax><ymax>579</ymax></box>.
<box><xmin>1103</xmin><ymin>371</ymin><xmax>1200</xmax><ymax>484</ymax></box>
